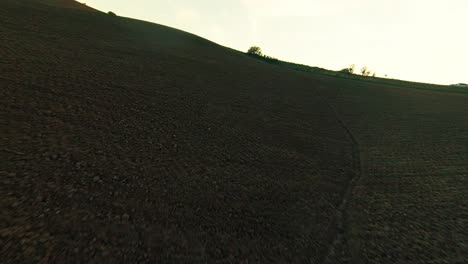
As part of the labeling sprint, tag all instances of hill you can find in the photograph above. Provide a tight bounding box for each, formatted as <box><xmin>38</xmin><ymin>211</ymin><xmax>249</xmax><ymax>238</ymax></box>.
<box><xmin>1</xmin><ymin>0</ymin><xmax>467</xmax><ymax>263</ymax></box>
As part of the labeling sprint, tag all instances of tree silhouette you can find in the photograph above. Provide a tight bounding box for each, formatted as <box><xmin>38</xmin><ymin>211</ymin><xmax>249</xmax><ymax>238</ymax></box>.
<box><xmin>246</xmin><ymin>46</ymin><xmax>278</xmax><ymax>63</ymax></box>
<box><xmin>341</xmin><ymin>64</ymin><xmax>355</xmax><ymax>74</ymax></box>
<box><xmin>361</xmin><ymin>66</ymin><xmax>371</xmax><ymax>76</ymax></box>
<box><xmin>247</xmin><ymin>46</ymin><xmax>262</xmax><ymax>56</ymax></box>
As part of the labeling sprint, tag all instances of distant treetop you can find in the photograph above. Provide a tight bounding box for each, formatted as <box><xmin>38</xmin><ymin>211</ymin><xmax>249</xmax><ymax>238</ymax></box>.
<box><xmin>247</xmin><ymin>46</ymin><xmax>262</xmax><ymax>56</ymax></box>
<box><xmin>340</xmin><ymin>64</ymin><xmax>355</xmax><ymax>74</ymax></box>
<box><xmin>246</xmin><ymin>46</ymin><xmax>278</xmax><ymax>64</ymax></box>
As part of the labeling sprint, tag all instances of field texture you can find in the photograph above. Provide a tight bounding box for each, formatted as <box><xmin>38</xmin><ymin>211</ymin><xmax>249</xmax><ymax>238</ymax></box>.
<box><xmin>319</xmin><ymin>78</ymin><xmax>468</xmax><ymax>263</ymax></box>
<box><xmin>1</xmin><ymin>0</ymin><xmax>467</xmax><ymax>263</ymax></box>
<box><xmin>1</xmin><ymin>0</ymin><xmax>355</xmax><ymax>263</ymax></box>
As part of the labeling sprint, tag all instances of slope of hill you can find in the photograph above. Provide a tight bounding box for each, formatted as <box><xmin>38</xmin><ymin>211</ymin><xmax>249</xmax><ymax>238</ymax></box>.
<box><xmin>7</xmin><ymin>0</ymin><xmax>97</xmax><ymax>11</ymax></box>
<box><xmin>1</xmin><ymin>1</ymin><xmax>354</xmax><ymax>263</ymax></box>
<box><xmin>1</xmin><ymin>0</ymin><xmax>467</xmax><ymax>263</ymax></box>
<box><xmin>318</xmin><ymin>78</ymin><xmax>468</xmax><ymax>263</ymax></box>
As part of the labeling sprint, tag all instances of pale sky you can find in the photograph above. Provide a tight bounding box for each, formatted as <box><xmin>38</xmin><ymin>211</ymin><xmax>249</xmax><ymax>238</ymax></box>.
<box><xmin>84</xmin><ymin>0</ymin><xmax>467</xmax><ymax>85</ymax></box>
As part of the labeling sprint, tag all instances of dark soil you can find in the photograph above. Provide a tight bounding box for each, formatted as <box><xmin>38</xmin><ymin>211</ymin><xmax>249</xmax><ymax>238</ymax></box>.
<box><xmin>318</xmin><ymin>78</ymin><xmax>468</xmax><ymax>263</ymax></box>
<box><xmin>2</xmin><ymin>1</ymin><xmax>467</xmax><ymax>263</ymax></box>
<box><xmin>1</xmin><ymin>1</ymin><xmax>355</xmax><ymax>263</ymax></box>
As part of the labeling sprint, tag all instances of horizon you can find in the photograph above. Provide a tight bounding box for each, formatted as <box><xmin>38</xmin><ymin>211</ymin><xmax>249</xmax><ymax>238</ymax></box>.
<box><xmin>84</xmin><ymin>0</ymin><xmax>467</xmax><ymax>85</ymax></box>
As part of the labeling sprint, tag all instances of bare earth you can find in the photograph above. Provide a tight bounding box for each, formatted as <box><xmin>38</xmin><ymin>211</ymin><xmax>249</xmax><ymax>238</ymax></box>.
<box><xmin>1</xmin><ymin>0</ymin><xmax>467</xmax><ymax>263</ymax></box>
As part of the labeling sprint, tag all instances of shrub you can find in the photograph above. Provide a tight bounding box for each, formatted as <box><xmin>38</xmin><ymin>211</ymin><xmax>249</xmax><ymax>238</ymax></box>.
<box><xmin>260</xmin><ymin>54</ymin><xmax>277</xmax><ymax>62</ymax></box>
<box><xmin>108</xmin><ymin>11</ymin><xmax>117</xmax><ymax>17</ymax></box>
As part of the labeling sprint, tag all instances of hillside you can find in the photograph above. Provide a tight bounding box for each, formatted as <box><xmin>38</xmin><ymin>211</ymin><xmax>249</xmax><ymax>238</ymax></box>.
<box><xmin>2</xmin><ymin>0</ymin><xmax>467</xmax><ymax>263</ymax></box>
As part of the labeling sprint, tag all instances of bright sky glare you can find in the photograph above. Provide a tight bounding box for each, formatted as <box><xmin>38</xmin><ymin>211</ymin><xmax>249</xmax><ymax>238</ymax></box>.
<box><xmin>84</xmin><ymin>0</ymin><xmax>467</xmax><ymax>85</ymax></box>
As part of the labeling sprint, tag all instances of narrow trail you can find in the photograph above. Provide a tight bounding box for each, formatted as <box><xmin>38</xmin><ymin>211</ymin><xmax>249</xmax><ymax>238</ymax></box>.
<box><xmin>319</xmin><ymin>89</ymin><xmax>364</xmax><ymax>264</ymax></box>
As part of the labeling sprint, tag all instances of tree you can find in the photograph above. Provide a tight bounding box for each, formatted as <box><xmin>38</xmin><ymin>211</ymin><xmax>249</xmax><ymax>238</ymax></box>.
<box><xmin>246</xmin><ymin>46</ymin><xmax>278</xmax><ymax>63</ymax></box>
<box><xmin>340</xmin><ymin>64</ymin><xmax>355</xmax><ymax>74</ymax></box>
<box><xmin>360</xmin><ymin>66</ymin><xmax>371</xmax><ymax>76</ymax></box>
<box><xmin>108</xmin><ymin>11</ymin><xmax>117</xmax><ymax>16</ymax></box>
<box><xmin>247</xmin><ymin>46</ymin><xmax>262</xmax><ymax>56</ymax></box>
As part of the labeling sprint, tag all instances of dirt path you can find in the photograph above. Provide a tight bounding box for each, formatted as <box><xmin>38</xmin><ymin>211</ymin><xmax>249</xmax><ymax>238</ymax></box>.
<box><xmin>319</xmin><ymin>80</ymin><xmax>468</xmax><ymax>263</ymax></box>
<box><xmin>321</xmin><ymin>94</ymin><xmax>364</xmax><ymax>263</ymax></box>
